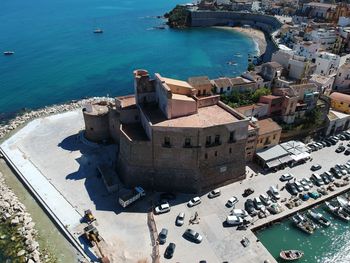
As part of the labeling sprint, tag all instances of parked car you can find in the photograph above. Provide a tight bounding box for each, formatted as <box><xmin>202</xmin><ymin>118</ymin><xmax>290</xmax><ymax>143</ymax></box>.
<box><xmin>188</xmin><ymin>197</ymin><xmax>201</xmax><ymax>207</ymax></box>
<box><xmin>320</xmin><ymin>173</ymin><xmax>330</xmax><ymax>184</ymax></box>
<box><xmin>286</xmin><ymin>182</ymin><xmax>298</xmax><ymax>196</ymax></box>
<box><xmin>158</xmin><ymin>228</ymin><xmax>168</xmax><ymax>244</ymax></box>
<box><xmin>244</xmin><ymin>199</ymin><xmax>256</xmax><ymax>215</ymax></box>
<box><xmin>269</xmin><ymin>185</ymin><xmax>280</xmax><ymax>199</ymax></box>
<box><xmin>311</xmin><ymin>164</ymin><xmax>322</xmax><ymax>171</ymax></box>
<box><xmin>294</xmin><ymin>181</ymin><xmax>304</xmax><ymax>192</ymax></box>
<box><xmin>231</xmin><ymin>209</ymin><xmax>249</xmax><ymax>218</ymax></box>
<box><xmin>208</xmin><ymin>189</ymin><xmax>221</xmax><ymax>199</ymax></box>
<box><xmin>226</xmin><ymin>196</ymin><xmax>238</xmax><ymax>207</ymax></box>
<box><xmin>183</xmin><ymin>229</ymin><xmax>202</xmax><ymax>243</ymax></box>
<box><xmin>345</xmin><ymin>148</ymin><xmax>350</xmax><ymax>155</ymax></box>
<box><xmin>300</xmin><ymin>179</ymin><xmax>310</xmax><ymax>191</ymax></box>
<box><xmin>155</xmin><ymin>202</ymin><xmax>171</xmax><ymax>214</ymax></box>
<box><xmin>304</xmin><ymin>177</ymin><xmax>313</xmax><ymax>188</ymax></box>
<box><xmin>336</xmin><ymin>146</ymin><xmax>345</xmax><ymax>153</ymax></box>
<box><xmin>176</xmin><ymin>212</ymin><xmax>185</xmax><ymax>226</ymax></box>
<box><xmin>259</xmin><ymin>194</ymin><xmax>271</xmax><ymax>206</ymax></box>
<box><xmin>242</xmin><ymin>188</ymin><xmax>254</xmax><ymax>197</ymax></box>
<box><xmin>280</xmin><ymin>173</ymin><xmax>293</xmax><ymax>181</ymax></box>
<box><xmin>253</xmin><ymin>197</ymin><xmax>264</xmax><ymax>210</ymax></box>
<box><xmin>311</xmin><ymin>173</ymin><xmax>324</xmax><ymax>186</ymax></box>
<box><xmin>324</xmin><ymin>171</ymin><xmax>335</xmax><ymax>182</ymax></box>
<box><xmin>226</xmin><ymin>215</ymin><xmax>243</xmax><ymax>226</ymax></box>
<box><xmin>164</xmin><ymin>243</ymin><xmax>176</xmax><ymax>259</ymax></box>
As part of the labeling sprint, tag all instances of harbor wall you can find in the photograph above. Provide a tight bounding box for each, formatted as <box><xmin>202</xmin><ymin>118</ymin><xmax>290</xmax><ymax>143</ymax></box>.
<box><xmin>189</xmin><ymin>11</ymin><xmax>282</xmax><ymax>62</ymax></box>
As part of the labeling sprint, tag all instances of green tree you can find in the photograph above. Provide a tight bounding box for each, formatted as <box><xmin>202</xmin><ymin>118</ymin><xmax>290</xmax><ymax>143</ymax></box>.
<box><xmin>247</xmin><ymin>63</ymin><xmax>255</xmax><ymax>71</ymax></box>
<box><xmin>251</xmin><ymin>87</ymin><xmax>271</xmax><ymax>102</ymax></box>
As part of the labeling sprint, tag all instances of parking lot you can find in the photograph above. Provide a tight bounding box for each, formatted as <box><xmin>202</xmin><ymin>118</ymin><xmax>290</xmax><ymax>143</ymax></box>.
<box><xmin>2</xmin><ymin>111</ymin><xmax>350</xmax><ymax>263</ymax></box>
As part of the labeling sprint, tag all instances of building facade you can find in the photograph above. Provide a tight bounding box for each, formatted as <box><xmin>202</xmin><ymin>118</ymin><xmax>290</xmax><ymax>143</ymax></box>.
<box><xmin>83</xmin><ymin>70</ymin><xmax>250</xmax><ymax>193</ymax></box>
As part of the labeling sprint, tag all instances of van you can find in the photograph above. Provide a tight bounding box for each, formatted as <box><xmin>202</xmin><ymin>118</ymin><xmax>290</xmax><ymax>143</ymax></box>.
<box><xmin>269</xmin><ymin>185</ymin><xmax>280</xmax><ymax>199</ymax></box>
<box><xmin>311</xmin><ymin>173</ymin><xmax>324</xmax><ymax>186</ymax></box>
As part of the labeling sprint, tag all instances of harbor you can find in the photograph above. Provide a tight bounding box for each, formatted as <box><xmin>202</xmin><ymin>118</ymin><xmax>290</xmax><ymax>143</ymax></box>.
<box><xmin>1</xmin><ymin>109</ymin><xmax>350</xmax><ymax>262</ymax></box>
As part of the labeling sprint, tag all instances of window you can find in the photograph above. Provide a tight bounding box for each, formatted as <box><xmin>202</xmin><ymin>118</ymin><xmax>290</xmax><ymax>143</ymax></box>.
<box><xmin>205</xmin><ymin>153</ymin><xmax>208</xmax><ymax>159</ymax></box>
<box><xmin>273</xmin><ymin>134</ymin><xmax>276</xmax><ymax>140</ymax></box>
<box><xmin>184</xmin><ymin>137</ymin><xmax>191</xmax><ymax>147</ymax></box>
<box><xmin>339</xmin><ymin>73</ymin><xmax>342</xmax><ymax>77</ymax></box>
<box><xmin>215</xmin><ymin>135</ymin><xmax>220</xmax><ymax>144</ymax></box>
<box><xmin>198</xmin><ymin>90</ymin><xmax>201</xmax><ymax>96</ymax></box>
<box><xmin>164</xmin><ymin>137</ymin><xmax>170</xmax><ymax>147</ymax></box>
<box><xmin>90</xmin><ymin>127</ymin><xmax>94</xmax><ymax>131</ymax></box>
<box><xmin>214</xmin><ymin>151</ymin><xmax>218</xmax><ymax>157</ymax></box>
<box><xmin>206</xmin><ymin>136</ymin><xmax>211</xmax><ymax>146</ymax></box>
<box><xmin>227</xmin><ymin>87</ymin><xmax>231</xmax><ymax>91</ymax></box>
<box><xmin>220</xmin><ymin>87</ymin><xmax>223</xmax><ymax>94</ymax></box>
<box><xmin>229</xmin><ymin>148</ymin><xmax>232</xmax><ymax>154</ymax></box>
<box><xmin>229</xmin><ymin>131</ymin><xmax>235</xmax><ymax>142</ymax></box>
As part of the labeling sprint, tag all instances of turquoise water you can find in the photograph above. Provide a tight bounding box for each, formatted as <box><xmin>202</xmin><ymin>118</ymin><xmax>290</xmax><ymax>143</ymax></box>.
<box><xmin>0</xmin><ymin>0</ymin><xmax>256</xmax><ymax>115</ymax></box>
<box><xmin>256</xmin><ymin>204</ymin><xmax>350</xmax><ymax>263</ymax></box>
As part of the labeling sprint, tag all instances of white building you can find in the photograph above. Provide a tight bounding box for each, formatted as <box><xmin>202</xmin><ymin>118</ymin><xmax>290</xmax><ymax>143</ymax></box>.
<box><xmin>308</xmin><ymin>29</ymin><xmax>337</xmax><ymax>51</ymax></box>
<box><xmin>272</xmin><ymin>49</ymin><xmax>294</xmax><ymax>69</ymax></box>
<box><xmin>334</xmin><ymin>63</ymin><xmax>350</xmax><ymax>91</ymax></box>
<box><xmin>287</xmin><ymin>55</ymin><xmax>315</xmax><ymax>80</ymax></box>
<box><xmin>326</xmin><ymin>110</ymin><xmax>350</xmax><ymax>136</ymax></box>
<box><xmin>314</xmin><ymin>51</ymin><xmax>340</xmax><ymax>76</ymax></box>
<box><xmin>309</xmin><ymin>74</ymin><xmax>335</xmax><ymax>94</ymax></box>
<box><xmin>293</xmin><ymin>41</ymin><xmax>320</xmax><ymax>60</ymax></box>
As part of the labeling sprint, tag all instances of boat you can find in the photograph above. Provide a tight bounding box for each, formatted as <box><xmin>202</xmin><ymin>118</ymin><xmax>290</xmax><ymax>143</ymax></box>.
<box><xmin>3</xmin><ymin>51</ymin><xmax>14</xmax><ymax>55</ymax></box>
<box><xmin>154</xmin><ymin>25</ymin><xmax>166</xmax><ymax>30</ymax></box>
<box><xmin>325</xmin><ymin>201</ymin><xmax>350</xmax><ymax>221</ymax></box>
<box><xmin>291</xmin><ymin>214</ymin><xmax>315</xmax><ymax>234</ymax></box>
<box><xmin>93</xmin><ymin>28</ymin><xmax>103</xmax><ymax>33</ymax></box>
<box><xmin>280</xmin><ymin>250</ymin><xmax>304</xmax><ymax>261</ymax></box>
<box><xmin>307</xmin><ymin>210</ymin><xmax>331</xmax><ymax>227</ymax></box>
<box><xmin>337</xmin><ymin>196</ymin><xmax>350</xmax><ymax>213</ymax></box>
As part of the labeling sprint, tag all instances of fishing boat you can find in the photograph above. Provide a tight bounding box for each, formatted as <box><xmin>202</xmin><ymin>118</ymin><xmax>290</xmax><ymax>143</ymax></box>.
<box><xmin>307</xmin><ymin>210</ymin><xmax>331</xmax><ymax>227</ymax></box>
<box><xmin>337</xmin><ymin>196</ymin><xmax>350</xmax><ymax>213</ymax></box>
<box><xmin>280</xmin><ymin>250</ymin><xmax>304</xmax><ymax>261</ymax></box>
<box><xmin>3</xmin><ymin>51</ymin><xmax>14</xmax><ymax>55</ymax></box>
<box><xmin>325</xmin><ymin>201</ymin><xmax>350</xmax><ymax>221</ymax></box>
<box><xmin>93</xmin><ymin>28</ymin><xmax>103</xmax><ymax>33</ymax></box>
<box><xmin>291</xmin><ymin>214</ymin><xmax>315</xmax><ymax>234</ymax></box>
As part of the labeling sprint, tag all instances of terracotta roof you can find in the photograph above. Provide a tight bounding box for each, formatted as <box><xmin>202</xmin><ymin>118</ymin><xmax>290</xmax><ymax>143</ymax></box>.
<box><xmin>257</xmin><ymin>118</ymin><xmax>282</xmax><ymax>136</ymax></box>
<box><xmin>330</xmin><ymin>92</ymin><xmax>350</xmax><ymax>105</ymax></box>
<box><xmin>229</xmin><ymin>77</ymin><xmax>253</xmax><ymax>86</ymax></box>
<box><xmin>211</xmin><ymin>77</ymin><xmax>231</xmax><ymax>88</ymax></box>
<box><xmin>188</xmin><ymin>76</ymin><xmax>211</xmax><ymax>86</ymax></box>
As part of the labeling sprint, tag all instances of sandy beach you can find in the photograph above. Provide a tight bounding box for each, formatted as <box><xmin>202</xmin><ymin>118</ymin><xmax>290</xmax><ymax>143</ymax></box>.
<box><xmin>214</xmin><ymin>26</ymin><xmax>267</xmax><ymax>56</ymax></box>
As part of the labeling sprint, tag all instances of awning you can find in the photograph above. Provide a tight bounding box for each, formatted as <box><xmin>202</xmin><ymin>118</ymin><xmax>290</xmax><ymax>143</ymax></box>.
<box><xmin>291</xmin><ymin>152</ymin><xmax>310</xmax><ymax>162</ymax></box>
<box><xmin>278</xmin><ymin>155</ymin><xmax>293</xmax><ymax>163</ymax></box>
<box><xmin>266</xmin><ymin>159</ymin><xmax>281</xmax><ymax>168</ymax></box>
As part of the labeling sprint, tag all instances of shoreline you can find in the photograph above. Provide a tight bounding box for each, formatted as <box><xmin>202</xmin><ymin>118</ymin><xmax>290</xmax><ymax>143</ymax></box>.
<box><xmin>213</xmin><ymin>26</ymin><xmax>267</xmax><ymax>57</ymax></box>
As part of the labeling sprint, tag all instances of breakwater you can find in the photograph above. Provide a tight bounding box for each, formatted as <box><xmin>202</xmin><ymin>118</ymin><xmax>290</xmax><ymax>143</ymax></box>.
<box><xmin>0</xmin><ymin>97</ymin><xmax>113</xmax><ymax>141</ymax></box>
<box><xmin>0</xmin><ymin>171</ymin><xmax>52</xmax><ymax>262</ymax></box>
<box><xmin>188</xmin><ymin>10</ymin><xmax>282</xmax><ymax>62</ymax></box>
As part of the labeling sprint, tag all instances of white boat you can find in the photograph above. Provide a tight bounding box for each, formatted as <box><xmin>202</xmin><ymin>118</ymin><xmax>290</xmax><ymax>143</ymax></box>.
<box><xmin>93</xmin><ymin>28</ymin><xmax>103</xmax><ymax>33</ymax></box>
<box><xmin>307</xmin><ymin>210</ymin><xmax>331</xmax><ymax>227</ymax></box>
<box><xmin>280</xmin><ymin>250</ymin><xmax>304</xmax><ymax>261</ymax></box>
<box><xmin>325</xmin><ymin>201</ymin><xmax>350</xmax><ymax>222</ymax></box>
<box><xmin>337</xmin><ymin>196</ymin><xmax>350</xmax><ymax>213</ymax></box>
<box><xmin>3</xmin><ymin>51</ymin><xmax>14</xmax><ymax>55</ymax></box>
<box><xmin>291</xmin><ymin>214</ymin><xmax>315</xmax><ymax>234</ymax></box>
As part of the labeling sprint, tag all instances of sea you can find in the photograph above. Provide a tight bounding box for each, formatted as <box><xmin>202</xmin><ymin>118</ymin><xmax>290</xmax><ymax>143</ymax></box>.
<box><xmin>256</xmin><ymin>203</ymin><xmax>350</xmax><ymax>263</ymax></box>
<box><xmin>0</xmin><ymin>0</ymin><xmax>257</xmax><ymax>118</ymax></box>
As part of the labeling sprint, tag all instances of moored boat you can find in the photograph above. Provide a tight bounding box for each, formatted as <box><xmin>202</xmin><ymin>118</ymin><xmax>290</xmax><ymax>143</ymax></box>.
<box><xmin>291</xmin><ymin>214</ymin><xmax>315</xmax><ymax>234</ymax></box>
<box><xmin>307</xmin><ymin>209</ymin><xmax>331</xmax><ymax>227</ymax></box>
<box><xmin>280</xmin><ymin>250</ymin><xmax>304</xmax><ymax>261</ymax></box>
<box><xmin>325</xmin><ymin>201</ymin><xmax>350</xmax><ymax>222</ymax></box>
<box><xmin>337</xmin><ymin>196</ymin><xmax>350</xmax><ymax>213</ymax></box>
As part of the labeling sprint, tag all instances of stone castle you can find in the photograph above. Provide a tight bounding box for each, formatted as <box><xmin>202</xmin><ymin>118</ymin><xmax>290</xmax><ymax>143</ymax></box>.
<box><xmin>83</xmin><ymin>70</ymin><xmax>249</xmax><ymax>193</ymax></box>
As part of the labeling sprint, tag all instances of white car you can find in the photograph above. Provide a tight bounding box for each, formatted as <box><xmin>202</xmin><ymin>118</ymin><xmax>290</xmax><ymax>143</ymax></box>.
<box><xmin>176</xmin><ymin>212</ymin><xmax>185</xmax><ymax>226</ymax></box>
<box><xmin>294</xmin><ymin>181</ymin><xmax>304</xmax><ymax>192</ymax></box>
<box><xmin>226</xmin><ymin>196</ymin><xmax>238</xmax><ymax>207</ymax></box>
<box><xmin>300</xmin><ymin>179</ymin><xmax>310</xmax><ymax>191</ymax></box>
<box><xmin>269</xmin><ymin>185</ymin><xmax>280</xmax><ymax>199</ymax></box>
<box><xmin>231</xmin><ymin>209</ymin><xmax>248</xmax><ymax>218</ymax></box>
<box><xmin>226</xmin><ymin>215</ymin><xmax>243</xmax><ymax>226</ymax></box>
<box><xmin>259</xmin><ymin>194</ymin><xmax>271</xmax><ymax>206</ymax></box>
<box><xmin>187</xmin><ymin>197</ymin><xmax>201</xmax><ymax>207</ymax></box>
<box><xmin>304</xmin><ymin>178</ymin><xmax>313</xmax><ymax>188</ymax></box>
<box><xmin>253</xmin><ymin>197</ymin><xmax>264</xmax><ymax>210</ymax></box>
<box><xmin>208</xmin><ymin>189</ymin><xmax>221</xmax><ymax>198</ymax></box>
<box><xmin>155</xmin><ymin>202</ymin><xmax>170</xmax><ymax>214</ymax></box>
<box><xmin>280</xmin><ymin>173</ymin><xmax>293</xmax><ymax>181</ymax></box>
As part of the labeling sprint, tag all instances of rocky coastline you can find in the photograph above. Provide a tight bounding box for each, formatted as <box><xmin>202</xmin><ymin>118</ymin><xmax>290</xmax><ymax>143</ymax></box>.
<box><xmin>0</xmin><ymin>97</ymin><xmax>113</xmax><ymax>140</ymax></box>
<box><xmin>0</xmin><ymin>171</ymin><xmax>53</xmax><ymax>262</ymax></box>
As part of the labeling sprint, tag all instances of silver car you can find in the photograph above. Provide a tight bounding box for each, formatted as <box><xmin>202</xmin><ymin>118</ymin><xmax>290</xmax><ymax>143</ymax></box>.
<box><xmin>176</xmin><ymin>212</ymin><xmax>185</xmax><ymax>226</ymax></box>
